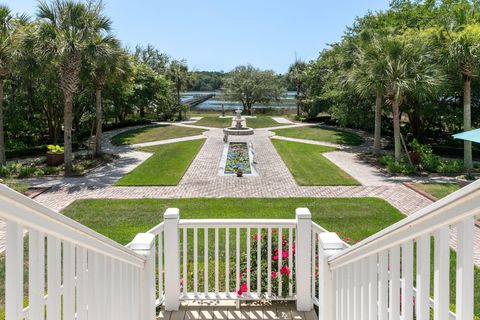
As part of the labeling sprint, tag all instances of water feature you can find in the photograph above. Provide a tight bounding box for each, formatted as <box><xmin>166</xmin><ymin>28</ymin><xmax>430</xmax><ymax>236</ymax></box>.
<box><xmin>223</xmin><ymin>109</ymin><xmax>254</xmax><ymax>136</ymax></box>
<box><xmin>220</xmin><ymin>142</ymin><xmax>257</xmax><ymax>175</ymax></box>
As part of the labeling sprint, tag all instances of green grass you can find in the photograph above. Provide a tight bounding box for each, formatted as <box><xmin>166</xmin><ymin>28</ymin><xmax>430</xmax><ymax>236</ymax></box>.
<box><xmin>246</xmin><ymin>116</ymin><xmax>288</xmax><ymax>129</ymax></box>
<box><xmin>62</xmin><ymin>197</ymin><xmax>403</xmax><ymax>245</ymax></box>
<box><xmin>413</xmin><ymin>183</ymin><xmax>460</xmax><ymax>199</ymax></box>
<box><xmin>272</xmin><ymin>126</ymin><xmax>364</xmax><ymax>146</ymax></box>
<box><xmin>111</xmin><ymin>125</ymin><xmax>206</xmax><ymax>145</ymax></box>
<box><xmin>193</xmin><ymin>116</ymin><xmax>232</xmax><ymax>128</ymax></box>
<box><xmin>115</xmin><ymin>139</ymin><xmax>205</xmax><ymax>186</ymax></box>
<box><xmin>271</xmin><ymin>139</ymin><xmax>360</xmax><ymax>186</ymax></box>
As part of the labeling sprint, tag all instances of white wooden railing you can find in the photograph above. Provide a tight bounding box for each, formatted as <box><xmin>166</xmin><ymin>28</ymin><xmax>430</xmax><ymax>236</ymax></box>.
<box><xmin>0</xmin><ymin>184</ymin><xmax>157</xmax><ymax>320</ymax></box>
<box><xmin>147</xmin><ymin>208</ymin><xmax>315</xmax><ymax>311</ymax></box>
<box><xmin>317</xmin><ymin>179</ymin><xmax>480</xmax><ymax>320</ymax></box>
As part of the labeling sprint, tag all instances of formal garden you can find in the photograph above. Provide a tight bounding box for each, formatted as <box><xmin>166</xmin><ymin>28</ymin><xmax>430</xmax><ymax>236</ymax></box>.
<box><xmin>0</xmin><ymin>0</ymin><xmax>479</xmax><ymax>318</ymax></box>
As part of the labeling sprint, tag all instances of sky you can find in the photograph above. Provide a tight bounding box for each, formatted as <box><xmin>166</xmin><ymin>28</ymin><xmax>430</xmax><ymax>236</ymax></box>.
<box><xmin>7</xmin><ymin>0</ymin><xmax>391</xmax><ymax>73</ymax></box>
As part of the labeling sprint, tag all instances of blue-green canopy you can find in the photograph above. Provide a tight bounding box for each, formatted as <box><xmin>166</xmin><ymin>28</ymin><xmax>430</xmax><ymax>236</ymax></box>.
<box><xmin>453</xmin><ymin>129</ymin><xmax>480</xmax><ymax>143</ymax></box>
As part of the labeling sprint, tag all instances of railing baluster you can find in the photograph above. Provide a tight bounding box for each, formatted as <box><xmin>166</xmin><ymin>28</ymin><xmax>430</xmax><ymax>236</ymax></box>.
<box><xmin>47</xmin><ymin>236</ymin><xmax>61</xmax><ymax>320</ymax></box>
<box><xmin>347</xmin><ymin>264</ymin><xmax>354</xmax><ymax>320</ymax></box>
<box><xmin>389</xmin><ymin>246</ymin><xmax>400</xmax><ymax>320</ymax></box>
<box><xmin>267</xmin><ymin>228</ymin><xmax>272</xmax><ymax>296</ymax></box>
<box><xmin>225</xmin><ymin>227</ymin><xmax>230</xmax><ymax>294</ymax></box>
<box><xmin>236</xmin><ymin>227</ymin><xmax>240</xmax><ymax>292</ymax></box>
<box><xmin>194</xmin><ymin>227</ymin><xmax>198</xmax><ymax>295</ymax></box>
<box><xmin>158</xmin><ymin>230</ymin><xmax>163</xmax><ymax>300</ymax></box>
<box><xmin>29</xmin><ymin>230</ymin><xmax>45</xmax><ymax>320</ymax></box>
<box><xmin>335</xmin><ymin>269</ymin><xmax>341</xmax><ymax>320</ymax></box>
<box><xmin>360</xmin><ymin>258</ymin><xmax>368</xmax><ymax>320</ymax></box>
<box><xmin>77</xmin><ymin>247</ymin><xmax>88</xmax><ymax>320</ymax></box>
<box><xmin>401</xmin><ymin>241</ymin><xmax>413</xmax><ymax>320</ymax></box>
<box><xmin>416</xmin><ymin>235</ymin><xmax>431</xmax><ymax>320</ymax></box>
<box><xmin>215</xmin><ymin>227</ymin><xmax>219</xmax><ymax>295</ymax></box>
<box><xmin>204</xmin><ymin>227</ymin><xmax>209</xmax><ymax>295</ymax></box>
<box><xmin>378</xmin><ymin>250</ymin><xmax>388</xmax><ymax>320</ymax></box>
<box><xmin>341</xmin><ymin>266</ymin><xmax>347</xmax><ymax>320</ymax></box>
<box><xmin>456</xmin><ymin>218</ymin><xmax>474</xmax><ymax>320</ymax></box>
<box><xmin>278</xmin><ymin>227</ymin><xmax>282</xmax><ymax>297</ymax></box>
<box><xmin>63</xmin><ymin>242</ymin><xmax>76</xmax><ymax>320</ymax></box>
<box><xmin>247</xmin><ymin>227</ymin><xmax>251</xmax><ymax>294</ymax></box>
<box><xmin>353</xmin><ymin>261</ymin><xmax>361</xmax><ymax>320</ymax></box>
<box><xmin>368</xmin><ymin>254</ymin><xmax>378</xmax><ymax>320</ymax></box>
<box><xmin>257</xmin><ymin>227</ymin><xmax>261</xmax><ymax>295</ymax></box>
<box><xmin>288</xmin><ymin>227</ymin><xmax>293</xmax><ymax>297</ymax></box>
<box><xmin>183</xmin><ymin>228</ymin><xmax>187</xmax><ymax>295</ymax></box>
<box><xmin>434</xmin><ymin>227</ymin><xmax>450</xmax><ymax>320</ymax></box>
<box><xmin>6</xmin><ymin>222</ymin><xmax>23</xmax><ymax>320</ymax></box>
<box><xmin>311</xmin><ymin>230</ymin><xmax>316</xmax><ymax>300</ymax></box>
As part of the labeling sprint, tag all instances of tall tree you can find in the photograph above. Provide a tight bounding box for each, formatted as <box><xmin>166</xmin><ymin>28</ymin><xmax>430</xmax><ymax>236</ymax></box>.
<box><xmin>287</xmin><ymin>59</ymin><xmax>307</xmax><ymax>116</ymax></box>
<box><xmin>166</xmin><ymin>59</ymin><xmax>190</xmax><ymax>120</ymax></box>
<box><xmin>224</xmin><ymin>65</ymin><xmax>286</xmax><ymax>115</ymax></box>
<box><xmin>379</xmin><ymin>36</ymin><xmax>443</xmax><ymax>161</ymax></box>
<box><xmin>86</xmin><ymin>34</ymin><xmax>123</xmax><ymax>157</ymax></box>
<box><xmin>36</xmin><ymin>0</ymin><xmax>112</xmax><ymax>175</ymax></box>
<box><xmin>343</xmin><ymin>35</ymin><xmax>386</xmax><ymax>155</ymax></box>
<box><xmin>134</xmin><ymin>44</ymin><xmax>170</xmax><ymax>74</ymax></box>
<box><xmin>0</xmin><ymin>5</ymin><xmax>13</xmax><ymax>165</ymax></box>
<box><xmin>446</xmin><ymin>23</ymin><xmax>480</xmax><ymax>169</ymax></box>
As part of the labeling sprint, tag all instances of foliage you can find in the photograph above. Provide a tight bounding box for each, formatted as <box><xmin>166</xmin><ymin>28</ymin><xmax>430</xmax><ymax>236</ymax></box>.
<box><xmin>47</xmin><ymin>144</ymin><xmax>64</xmax><ymax>154</ymax></box>
<box><xmin>190</xmin><ymin>71</ymin><xmax>225</xmax><ymax>91</ymax></box>
<box><xmin>110</xmin><ymin>124</ymin><xmax>205</xmax><ymax>145</ymax></box>
<box><xmin>272</xmin><ymin>126</ymin><xmax>363</xmax><ymax>146</ymax></box>
<box><xmin>223</xmin><ymin>65</ymin><xmax>287</xmax><ymax>115</ymax></box>
<box><xmin>378</xmin><ymin>155</ymin><xmax>416</xmax><ymax>174</ymax></box>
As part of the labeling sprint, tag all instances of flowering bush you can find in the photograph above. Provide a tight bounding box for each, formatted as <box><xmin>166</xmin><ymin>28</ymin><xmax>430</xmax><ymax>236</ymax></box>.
<box><xmin>236</xmin><ymin>230</ymin><xmax>295</xmax><ymax>297</ymax></box>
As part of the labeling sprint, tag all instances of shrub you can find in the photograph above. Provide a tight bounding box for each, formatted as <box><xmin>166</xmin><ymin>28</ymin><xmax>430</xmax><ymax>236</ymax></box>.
<box><xmin>420</xmin><ymin>153</ymin><xmax>442</xmax><ymax>172</ymax></box>
<box><xmin>387</xmin><ymin>160</ymin><xmax>416</xmax><ymax>175</ymax></box>
<box><xmin>438</xmin><ymin>160</ymin><xmax>463</xmax><ymax>174</ymax></box>
<box><xmin>17</xmin><ymin>166</ymin><xmax>36</xmax><ymax>178</ymax></box>
<box><xmin>378</xmin><ymin>155</ymin><xmax>393</xmax><ymax>166</ymax></box>
<box><xmin>47</xmin><ymin>145</ymin><xmax>64</xmax><ymax>154</ymax></box>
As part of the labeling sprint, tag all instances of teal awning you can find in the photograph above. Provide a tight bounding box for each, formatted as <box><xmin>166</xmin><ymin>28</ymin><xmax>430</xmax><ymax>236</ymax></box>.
<box><xmin>453</xmin><ymin>128</ymin><xmax>480</xmax><ymax>143</ymax></box>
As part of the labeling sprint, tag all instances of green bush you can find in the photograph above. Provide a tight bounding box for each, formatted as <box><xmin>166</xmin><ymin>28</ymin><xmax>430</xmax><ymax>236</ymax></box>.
<box><xmin>420</xmin><ymin>153</ymin><xmax>442</xmax><ymax>172</ymax></box>
<box><xmin>387</xmin><ymin>160</ymin><xmax>416</xmax><ymax>174</ymax></box>
<box><xmin>378</xmin><ymin>155</ymin><xmax>393</xmax><ymax>166</ymax></box>
<box><xmin>438</xmin><ymin>160</ymin><xmax>463</xmax><ymax>174</ymax></box>
<box><xmin>17</xmin><ymin>166</ymin><xmax>36</xmax><ymax>178</ymax></box>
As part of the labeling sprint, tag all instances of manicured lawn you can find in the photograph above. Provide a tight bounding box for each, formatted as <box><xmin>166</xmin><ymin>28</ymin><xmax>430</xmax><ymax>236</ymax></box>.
<box><xmin>115</xmin><ymin>139</ymin><xmax>205</xmax><ymax>186</ymax></box>
<box><xmin>246</xmin><ymin>116</ymin><xmax>288</xmax><ymax>129</ymax></box>
<box><xmin>62</xmin><ymin>197</ymin><xmax>403</xmax><ymax>246</ymax></box>
<box><xmin>193</xmin><ymin>116</ymin><xmax>232</xmax><ymax>128</ymax></box>
<box><xmin>413</xmin><ymin>183</ymin><xmax>460</xmax><ymax>199</ymax></box>
<box><xmin>111</xmin><ymin>125</ymin><xmax>206</xmax><ymax>145</ymax></box>
<box><xmin>272</xmin><ymin>126</ymin><xmax>363</xmax><ymax>146</ymax></box>
<box><xmin>271</xmin><ymin>139</ymin><xmax>360</xmax><ymax>186</ymax></box>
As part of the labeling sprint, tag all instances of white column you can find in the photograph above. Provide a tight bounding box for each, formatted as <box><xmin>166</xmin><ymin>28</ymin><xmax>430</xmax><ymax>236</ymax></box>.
<box><xmin>130</xmin><ymin>233</ymin><xmax>156</xmax><ymax>320</ymax></box>
<box><xmin>295</xmin><ymin>208</ymin><xmax>312</xmax><ymax>311</ymax></box>
<box><xmin>164</xmin><ymin>208</ymin><xmax>181</xmax><ymax>311</ymax></box>
<box><xmin>318</xmin><ymin>232</ymin><xmax>344</xmax><ymax>320</ymax></box>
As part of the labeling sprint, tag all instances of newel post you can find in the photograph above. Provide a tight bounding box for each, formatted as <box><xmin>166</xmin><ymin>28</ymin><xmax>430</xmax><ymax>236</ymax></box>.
<box><xmin>296</xmin><ymin>208</ymin><xmax>312</xmax><ymax>311</ymax></box>
<box><xmin>130</xmin><ymin>233</ymin><xmax>156</xmax><ymax>320</ymax></box>
<box><xmin>164</xmin><ymin>208</ymin><xmax>180</xmax><ymax>311</ymax></box>
<box><xmin>318</xmin><ymin>232</ymin><xmax>344</xmax><ymax>320</ymax></box>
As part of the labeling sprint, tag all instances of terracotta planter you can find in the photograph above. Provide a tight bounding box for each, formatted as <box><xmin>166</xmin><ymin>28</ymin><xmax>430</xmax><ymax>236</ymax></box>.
<box><xmin>46</xmin><ymin>152</ymin><xmax>64</xmax><ymax>166</ymax></box>
<box><xmin>408</xmin><ymin>152</ymin><xmax>422</xmax><ymax>165</ymax></box>
<box><xmin>236</xmin><ymin>169</ymin><xmax>244</xmax><ymax>177</ymax></box>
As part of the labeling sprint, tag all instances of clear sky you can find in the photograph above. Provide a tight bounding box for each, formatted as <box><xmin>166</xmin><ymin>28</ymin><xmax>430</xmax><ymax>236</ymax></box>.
<box><xmin>7</xmin><ymin>0</ymin><xmax>391</xmax><ymax>73</ymax></box>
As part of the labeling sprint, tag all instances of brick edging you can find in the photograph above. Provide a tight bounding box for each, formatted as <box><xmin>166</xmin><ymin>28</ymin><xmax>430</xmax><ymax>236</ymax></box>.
<box><xmin>403</xmin><ymin>182</ymin><xmax>438</xmax><ymax>202</ymax></box>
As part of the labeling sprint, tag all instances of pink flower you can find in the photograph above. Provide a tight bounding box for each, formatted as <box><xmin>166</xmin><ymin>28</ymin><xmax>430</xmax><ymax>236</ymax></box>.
<box><xmin>280</xmin><ymin>266</ymin><xmax>290</xmax><ymax>276</ymax></box>
<box><xmin>273</xmin><ymin>255</ymin><xmax>279</xmax><ymax>261</ymax></box>
<box><xmin>253</xmin><ymin>234</ymin><xmax>261</xmax><ymax>241</ymax></box>
<box><xmin>282</xmin><ymin>251</ymin><xmax>289</xmax><ymax>259</ymax></box>
<box><xmin>237</xmin><ymin>283</ymin><xmax>248</xmax><ymax>296</ymax></box>
<box><xmin>272</xmin><ymin>229</ymin><xmax>278</xmax><ymax>233</ymax></box>
<box><xmin>239</xmin><ymin>272</ymin><xmax>244</xmax><ymax>278</ymax></box>
<box><xmin>271</xmin><ymin>271</ymin><xmax>277</xmax><ymax>278</ymax></box>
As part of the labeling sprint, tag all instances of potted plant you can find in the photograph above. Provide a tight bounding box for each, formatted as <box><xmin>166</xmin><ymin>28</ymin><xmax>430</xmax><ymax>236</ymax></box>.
<box><xmin>236</xmin><ymin>167</ymin><xmax>244</xmax><ymax>177</ymax></box>
<box><xmin>46</xmin><ymin>145</ymin><xmax>64</xmax><ymax>166</ymax></box>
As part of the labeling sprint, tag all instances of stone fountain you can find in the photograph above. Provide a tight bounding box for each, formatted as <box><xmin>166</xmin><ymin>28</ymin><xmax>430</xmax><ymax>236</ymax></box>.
<box><xmin>223</xmin><ymin>109</ymin><xmax>254</xmax><ymax>136</ymax></box>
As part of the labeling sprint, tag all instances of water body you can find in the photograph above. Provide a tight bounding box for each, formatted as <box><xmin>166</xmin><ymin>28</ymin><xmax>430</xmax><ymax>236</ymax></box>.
<box><xmin>181</xmin><ymin>91</ymin><xmax>297</xmax><ymax>110</ymax></box>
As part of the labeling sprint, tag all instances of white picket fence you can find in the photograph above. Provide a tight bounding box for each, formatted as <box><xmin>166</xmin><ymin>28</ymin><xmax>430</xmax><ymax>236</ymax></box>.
<box><xmin>1</xmin><ymin>178</ymin><xmax>479</xmax><ymax>320</ymax></box>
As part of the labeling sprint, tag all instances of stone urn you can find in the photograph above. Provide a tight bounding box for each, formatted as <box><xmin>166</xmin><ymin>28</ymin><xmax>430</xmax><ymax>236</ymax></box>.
<box><xmin>236</xmin><ymin>168</ymin><xmax>244</xmax><ymax>177</ymax></box>
<box><xmin>46</xmin><ymin>152</ymin><xmax>64</xmax><ymax>166</ymax></box>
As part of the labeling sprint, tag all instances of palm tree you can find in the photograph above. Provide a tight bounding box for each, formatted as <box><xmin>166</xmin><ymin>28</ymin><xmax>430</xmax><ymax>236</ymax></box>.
<box><xmin>446</xmin><ymin>24</ymin><xmax>480</xmax><ymax>170</ymax></box>
<box><xmin>287</xmin><ymin>60</ymin><xmax>307</xmax><ymax>116</ymax></box>
<box><xmin>36</xmin><ymin>0</ymin><xmax>112</xmax><ymax>175</ymax></box>
<box><xmin>343</xmin><ymin>36</ymin><xmax>386</xmax><ymax>155</ymax></box>
<box><xmin>0</xmin><ymin>5</ymin><xmax>13</xmax><ymax>165</ymax></box>
<box><xmin>86</xmin><ymin>34</ymin><xmax>123</xmax><ymax>157</ymax></box>
<box><xmin>379</xmin><ymin>37</ymin><xmax>443</xmax><ymax>162</ymax></box>
<box><xmin>166</xmin><ymin>59</ymin><xmax>190</xmax><ymax>120</ymax></box>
